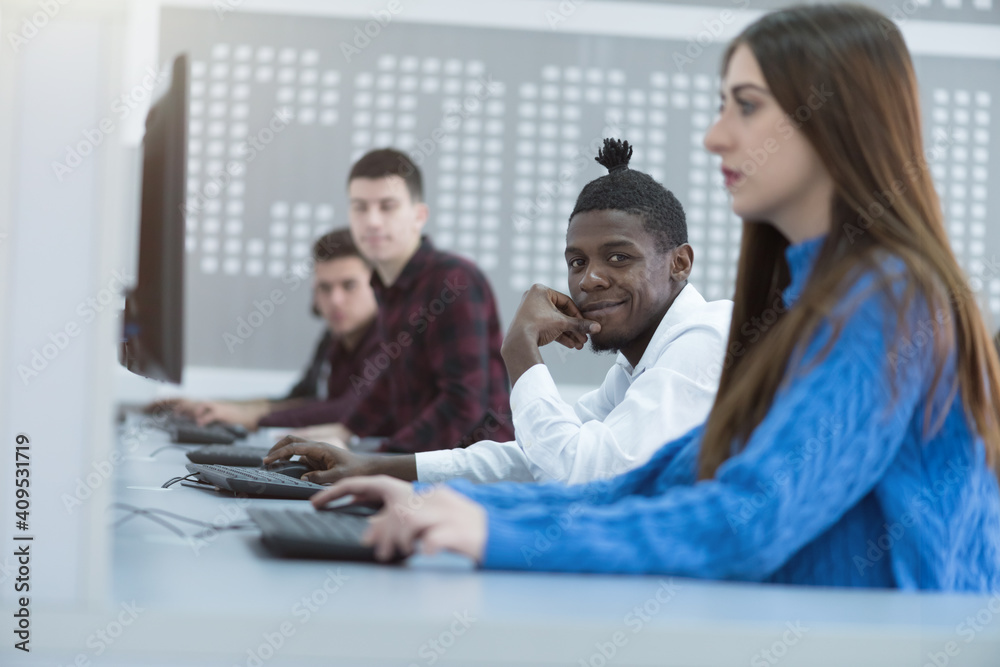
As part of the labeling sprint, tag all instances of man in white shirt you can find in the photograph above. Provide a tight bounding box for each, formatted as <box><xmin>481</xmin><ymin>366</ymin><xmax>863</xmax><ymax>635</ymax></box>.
<box><xmin>265</xmin><ymin>138</ymin><xmax>731</xmax><ymax>485</ymax></box>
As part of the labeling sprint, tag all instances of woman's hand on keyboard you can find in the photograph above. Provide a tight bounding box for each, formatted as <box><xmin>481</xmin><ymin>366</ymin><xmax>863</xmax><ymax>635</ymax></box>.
<box><xmin>311</xmin><ymin>476</ymin><xmax>486</xmax><ymax>563</ymax></box>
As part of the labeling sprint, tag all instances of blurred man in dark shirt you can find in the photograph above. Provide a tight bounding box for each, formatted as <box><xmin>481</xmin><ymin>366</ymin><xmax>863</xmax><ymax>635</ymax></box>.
<box><xmin>289</xmin><ymin>148</ymin><xmax>513</xmax><ymax>453</ymax></box>
<box><xmin>160</xmin><ymin>228</ymin><xmax>380</xmax><ymax>428</ymax></box>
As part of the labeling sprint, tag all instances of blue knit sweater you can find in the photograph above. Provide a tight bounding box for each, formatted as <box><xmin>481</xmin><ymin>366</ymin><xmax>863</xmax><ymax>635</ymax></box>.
<box><xmin>446</xmin><ymin>235</ymin><xmax>1000</xmax><ymax>590</ymax></box>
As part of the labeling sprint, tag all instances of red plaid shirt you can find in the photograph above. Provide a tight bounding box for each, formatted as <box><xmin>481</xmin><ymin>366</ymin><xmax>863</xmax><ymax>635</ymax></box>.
<box><xmin>344</xmin><ymin>237</ymin><xmax>514</xmax><ymax>453</ymax></box>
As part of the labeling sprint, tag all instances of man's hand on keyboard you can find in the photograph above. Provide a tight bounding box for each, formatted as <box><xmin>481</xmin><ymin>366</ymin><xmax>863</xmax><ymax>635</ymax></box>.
<box><xmin>266</xmin><ymin>435</ymin><xmax>420</xmax><ymax>483</ymax></box>
<box><xmin>192</xmin><ymin>400</ymin><xmax>270</xmax><ymax>429</ymax></box>
<box><xmin>310</xmin><ymin>476</ymin><xmax>487</xmax><ymax>563</ymax></box>
<box><xmin>145</xmin><ymin>397</ymin><xmax>199</xmax><ymax>418</ymax></box>
<box><xmin>265</xmin><ymin>435</ymin><xmax>370</xmax><ymax>484</ymax></box>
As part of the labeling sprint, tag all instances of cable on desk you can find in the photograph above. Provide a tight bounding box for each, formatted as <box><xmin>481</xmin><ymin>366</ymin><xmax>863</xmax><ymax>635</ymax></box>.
<box><xmin>161</xmin><ymin>472</ymin><xmax>201</xmax><ymax>489</ymax></box>
<box><xmin>109</xmin><ymin>502</ymin><xmax>256</xmax><ymax>539</ymax></box>
<box><xmin>112</xmin><ymin>502</ymin><xmax>215</xmax><ymax>528</ymax></box>
<box><xmin>191</xmin><ymin>522</ymin><xmax>257</xmax><ymax>539</ymax></box>
<box><xmin>109</xmin><ymin>503</ymin><xmax>186</xmax><ymax>537</ymax></box>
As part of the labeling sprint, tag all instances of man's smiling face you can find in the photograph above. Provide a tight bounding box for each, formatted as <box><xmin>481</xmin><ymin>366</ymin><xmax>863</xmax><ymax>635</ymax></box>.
<box><xmin>565</xmin><ymin>209</ymin><xmax>683</xmax><ymax>361</ymax></box>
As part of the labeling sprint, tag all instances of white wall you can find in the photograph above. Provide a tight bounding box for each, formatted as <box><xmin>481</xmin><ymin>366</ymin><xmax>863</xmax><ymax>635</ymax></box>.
<box><xmin>0</xmin><ymin>0</ymin><xmax>137</xmax><ymax>611</ymax></box>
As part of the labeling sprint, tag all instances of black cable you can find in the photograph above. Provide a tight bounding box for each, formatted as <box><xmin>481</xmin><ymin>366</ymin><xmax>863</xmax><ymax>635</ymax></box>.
<box><xmin>109</xmin><ymin>502</ymin><xmax>256</xmax><ymax>539</ymax></box>
<box><xmin>191</xmin><ymin>523</ymin><xmax>256</xmax><ymax>539</ymax></box>
<box><xmin>161</xmin><ymin>472</ymin><xmax>201</xmax><ymax>489</ymax></box>
<box><xmin>113</xmin><ymin>502</ymin><xmax>213</xmax><ymax>528</ymax></box>
<box><xmin>109</xmin><ymin>505</ymin><xmax>186</xmax><ymax>537</ymax></box>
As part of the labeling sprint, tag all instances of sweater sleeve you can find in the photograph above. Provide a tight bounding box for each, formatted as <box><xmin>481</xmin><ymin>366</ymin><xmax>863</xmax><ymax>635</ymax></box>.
<box><xmin>479</xmin><ymin>281</ymin><xmax>936</xmax><ymax>575</ymax></box>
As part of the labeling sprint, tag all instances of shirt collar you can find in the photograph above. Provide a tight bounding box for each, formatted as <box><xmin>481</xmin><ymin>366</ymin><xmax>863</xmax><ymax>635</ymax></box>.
<box><xmin>372</xmin><ymin>235</ymin><xmax>435</xmax><ymax>294</ymax></box>
<box><xmin>329</xmin><ymin>319</ymin><xmax>376</xmax><ymax>358</ymax></box>
<box><xmin>616</xmin><ymin>283</ymin><xmax>707</xmax><ymax>376</ymax></box>
<box><xmin>782</xmin><ymin>234</ymin><xmax>826</xmax><ymax>307</ymax></box>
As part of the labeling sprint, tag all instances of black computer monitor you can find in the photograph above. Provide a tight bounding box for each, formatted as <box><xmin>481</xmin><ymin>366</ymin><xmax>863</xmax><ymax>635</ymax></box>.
<box><xmin>120</xmin><ymin>54</ymin><xmax>188</xmax><ymax>383</ymax></box>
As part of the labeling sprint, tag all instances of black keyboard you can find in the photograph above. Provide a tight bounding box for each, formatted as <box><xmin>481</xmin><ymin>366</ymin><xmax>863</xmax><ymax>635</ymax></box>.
<box><xmin>186</xmin><ymin>445</ymin><xmax>270</xmax><ymax>466</ymax></box>
<box><xmin>186</xmin><ymin>463</ymin><xmax>325</xmax><ymax>499</ymax></box>
<box><xmin>154</xmin><ymin>414</ymin><xmax>248</xmax><ymax>445</ymax></box>
<box><xmin>248</xmin><ymin>508</ymin><xmax>400</xmax><ymax>562</ymax></box>
<box><xmin>171</xmin><ymin>423</ymin><xmax>236</xmax><ymax>445</ymax></box>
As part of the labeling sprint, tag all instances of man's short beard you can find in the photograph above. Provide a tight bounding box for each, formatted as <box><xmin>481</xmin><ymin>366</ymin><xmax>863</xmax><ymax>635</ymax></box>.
<box><xmin>589</xmin><ymin>333</ymin><xmax>630</xmax><ymax>355</ymax></box>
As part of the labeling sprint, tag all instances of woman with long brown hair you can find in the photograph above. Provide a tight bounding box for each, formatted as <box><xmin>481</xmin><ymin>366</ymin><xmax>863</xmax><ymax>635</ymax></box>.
<box><xmin>312</xmin><ymin>4</ymin><xmax>1000</xmax><ymax>589</ymax></box>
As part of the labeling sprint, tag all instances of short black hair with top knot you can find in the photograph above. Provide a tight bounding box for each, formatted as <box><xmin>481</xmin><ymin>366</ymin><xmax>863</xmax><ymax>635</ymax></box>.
<box><xmin>570</xmin><ymin>138</ymin><xmax>687</xmax><ymax>252</ymax></box>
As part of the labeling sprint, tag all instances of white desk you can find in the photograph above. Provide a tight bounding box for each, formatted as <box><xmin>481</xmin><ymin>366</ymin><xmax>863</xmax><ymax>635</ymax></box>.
<box><xmin>11</xmin><ymin>414</ymin><xmax>1000</xmax><ymax>666</ymax></box>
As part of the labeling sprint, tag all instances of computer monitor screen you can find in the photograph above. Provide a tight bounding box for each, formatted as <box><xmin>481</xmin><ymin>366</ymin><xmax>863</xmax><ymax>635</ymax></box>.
<box><xmin>120</xmin><ymin>53</ymin><xmax>188</xmax><ymax>383</ymax></box>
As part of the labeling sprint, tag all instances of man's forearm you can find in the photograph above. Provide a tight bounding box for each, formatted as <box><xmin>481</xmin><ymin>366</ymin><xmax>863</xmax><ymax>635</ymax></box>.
<box><xmin>261</xmin><ymin>397</ymin><xmax>306</xmax><ymax>413</ymax></box>
<box><xmin>360</xmin><ymin>454</ymin><xmax>418</xmax><ymax>482</ymax></box>
<box><xmin>501</xmin><ymin>330</ymin><xmax>545</xmax><ymax>386</ymax></box>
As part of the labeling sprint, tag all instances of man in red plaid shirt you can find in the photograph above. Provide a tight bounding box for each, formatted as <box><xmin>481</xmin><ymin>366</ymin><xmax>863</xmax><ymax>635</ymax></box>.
<box><xmin>289</xmin><ymin>148</ymin><xmax>513</xmax><ymax>454</ymax></box>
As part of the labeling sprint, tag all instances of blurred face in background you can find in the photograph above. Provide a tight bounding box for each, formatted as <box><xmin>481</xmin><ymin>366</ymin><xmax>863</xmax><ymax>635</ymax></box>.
<box><xmin>347</xmin><ymin>175</ymin><xmax>428</xmax><ymax>266</ymax></box>
<box><xmin>312</xmin><ymin>255</ymin><xmax>377</xmax><ymax>338</ymax></box>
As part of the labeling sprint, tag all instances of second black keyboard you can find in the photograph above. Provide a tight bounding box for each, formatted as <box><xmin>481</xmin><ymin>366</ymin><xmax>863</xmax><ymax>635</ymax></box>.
<box><xmin>185</xmin><ymin>463</ymin><xmax>325</xmax><ymax>499</ymax></box>
<box><xmin>186</xmin><ymin>445</ymin><xmax>271</xmax><ymax>466</ymax></box>
<box><xmin>248</xmin><ymin>508</ymin><xmax>400</xmax><ymax>562</ymax></box>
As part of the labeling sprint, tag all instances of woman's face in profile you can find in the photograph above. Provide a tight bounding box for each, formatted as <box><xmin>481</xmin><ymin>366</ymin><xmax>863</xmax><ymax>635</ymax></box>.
<box><xmin>703</xmin><ymin>44</ymin><xmax>834</xmax><ymax>240</ymax></box>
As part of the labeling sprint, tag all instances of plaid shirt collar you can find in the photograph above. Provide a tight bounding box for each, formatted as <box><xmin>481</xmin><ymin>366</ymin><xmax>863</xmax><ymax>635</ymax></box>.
<box><xmin>371</xmin><ymin>235</ymin><xmax>436</xmax><ymax>295</ymax></box>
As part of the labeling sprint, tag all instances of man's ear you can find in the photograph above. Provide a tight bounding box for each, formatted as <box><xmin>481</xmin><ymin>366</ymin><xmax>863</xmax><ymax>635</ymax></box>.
<box><xmin>414</xmin><ymin>201</ymin><xmax>430</xmax><ymax>231</ymax></box>
<box><xmin>310</xmin><ymin>289</ymin><xmax>321</xmax><ymax>318</ymax></box>
<box><xmin>670</xmin><ymin>243</ymin><xmax>694</xmax><ymax>282</ymax></box>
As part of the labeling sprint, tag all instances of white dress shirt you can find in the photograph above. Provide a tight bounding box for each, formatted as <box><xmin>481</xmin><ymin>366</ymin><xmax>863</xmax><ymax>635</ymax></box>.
<box><xmin>415</xmin><ymin>283</ymin><xmax>732</xmax><ymax>485</ymax></box>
